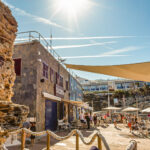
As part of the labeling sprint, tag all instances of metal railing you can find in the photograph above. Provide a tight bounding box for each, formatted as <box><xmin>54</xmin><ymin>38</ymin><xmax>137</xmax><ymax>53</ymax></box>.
<box><xmin>15</xmin><ymin>31</ymin><xmax>77</xmax><ymax>78</ymax></box>
<box><xmin>10</xmin><ymin>128</ymin><xmax>110</xmax><ymax>150</ymax></box>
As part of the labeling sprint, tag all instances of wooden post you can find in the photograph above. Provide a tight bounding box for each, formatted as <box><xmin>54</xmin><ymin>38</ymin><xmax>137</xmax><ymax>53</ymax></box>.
<box><xmin>76</xmin><ymin>133</ymin><xmax>79</xmax><ymax>150</ymax></box>
<box><xmin>47</xmin><ymin>132</ymin><xmax>50</xmax><ymax>150</ymax></box>
<box><xmin>97</xmin><ymin>136</ymin><xmax>102</xmax><ymax>150</ymax></box>
<box><xmin>21</xmin><ymin>129</ymin><xmax>25</xmax><ymax>150</ymax></box>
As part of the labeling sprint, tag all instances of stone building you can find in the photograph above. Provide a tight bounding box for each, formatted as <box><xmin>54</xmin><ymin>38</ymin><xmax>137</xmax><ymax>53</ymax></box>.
<box><xmin>12</xmin><ymin>38</ymin><xmax>83</xmax><ymax>131</ymax></box>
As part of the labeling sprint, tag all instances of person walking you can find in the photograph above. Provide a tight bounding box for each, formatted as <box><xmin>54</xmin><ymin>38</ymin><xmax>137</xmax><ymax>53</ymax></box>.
<box><xmin>30</xmin><ymin>122</ymin><xmax>36</xmax><ymax>146</ymax></box>
<box><xmin>93</xmin><ymin>114</ymin><xmax>97</xmax><ymax>128</ymax></box>
<box><xmin>85</xmin><ymin>113</ymin><xmax>90</xmax><ymax>129</ymax></box>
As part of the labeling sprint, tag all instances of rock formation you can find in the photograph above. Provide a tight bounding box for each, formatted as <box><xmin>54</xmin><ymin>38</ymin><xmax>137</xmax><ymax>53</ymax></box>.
<box><xmin>0</xmin><ymin>1</ymin><xmax>29</xmax><ymax>149</ymax></box>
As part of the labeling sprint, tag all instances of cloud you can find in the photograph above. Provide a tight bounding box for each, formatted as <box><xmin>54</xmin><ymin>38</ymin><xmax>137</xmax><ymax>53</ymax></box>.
<box><xmin>2</xmin><ymin>0</ymin><xmax>72</xmax><ymax>32</ymax></box>
<box><xmin>53</xmin><ymin>41</ymin><xmax>116</xmax><ymax>49</ymax></box>
<box><xmin>102</xmin><ymin>46</ymin><xmax>140</xmax><ymax>55</ymax></box>
<box><xmin>44</xmin><ymin>36</ymin><xmax>135</xmax><ymax>40</ymax></box>
<box><xmin>62</xmin><ymin>55</ymin><xmax>128</xmax><ymax>59</ymax></box>
<box><xmin>61</xmin><ymin>46</ymin><xmax>140</xmax><ymax>59</ymax></box>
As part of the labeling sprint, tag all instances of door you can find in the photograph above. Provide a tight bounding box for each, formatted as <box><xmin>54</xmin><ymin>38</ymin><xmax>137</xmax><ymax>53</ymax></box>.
<box><xmin>45</xmin><ymin>100</ymin><xmax>57</xmax><ymax>131</ymax></box>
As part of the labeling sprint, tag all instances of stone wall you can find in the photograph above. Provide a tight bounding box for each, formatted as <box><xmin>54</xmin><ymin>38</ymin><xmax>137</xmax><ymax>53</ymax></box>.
<box><xmin>12</xmin><ymin>42</ymin><xmax>38</xmax><ymax>117</ymax></box>
<box><xmin>35</xmin><ymin>41</ymin><xmax>70</xmax><ymax>131</ymax></box>
<box><xmin>0</xmin><ymin>1</ymin><xmax>17</xmax><ymax>102</ymax></box>
<box><xmin>13</xmin><ymin>41</ymin><xmax>70</xmax><ymax>131</ymax></box>
<box><xmin>0</xmin><ymin>1</ymin><xmax>28</xmax><ymax>133</ymax></box>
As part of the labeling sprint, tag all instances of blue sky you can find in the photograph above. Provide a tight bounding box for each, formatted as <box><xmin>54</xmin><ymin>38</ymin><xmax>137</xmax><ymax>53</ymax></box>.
<box><xmin>3</xmin><ymin>0</ymin><xmax>150</xmax><ymax>80</ymax></box>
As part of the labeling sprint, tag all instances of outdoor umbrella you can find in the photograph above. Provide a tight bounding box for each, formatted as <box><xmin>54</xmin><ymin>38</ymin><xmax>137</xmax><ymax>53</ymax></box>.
<box><xmin>142</xmin><ymin>107</ymin><xmax>150</xmax><ymax>113</ymax></box>
<box><xmin>103</xmin><ymin>106</ymin><xmax>121</xmax><ymax>110</ymax></box>
<box><xmin>122</xmin><ymin>107</ymin><xmax>140</xmax><ymax>112</ymax></box>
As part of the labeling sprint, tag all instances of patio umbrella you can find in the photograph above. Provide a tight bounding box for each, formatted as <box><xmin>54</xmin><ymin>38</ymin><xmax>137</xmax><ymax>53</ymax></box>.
<box><xmin>142</xmin><ymin>107</ymin><xmax>150</xmax><ymax>113</ymax></box>
<box><xmin>103</xmin><ymin>106</ymin><xmax>121</xmax><ymax>110</ymax></box>
<box><xmin>122</xmin><ymin>107</ymin><xmax>140</xmax><ymax>112</ymax></box>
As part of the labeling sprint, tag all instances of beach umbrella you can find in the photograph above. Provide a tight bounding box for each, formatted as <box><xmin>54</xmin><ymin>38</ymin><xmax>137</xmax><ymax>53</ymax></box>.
<box><xmin>142</xmin><ymin>107</ymin><xmax>150</xmax><ymax>113</ymax></box>
<box><xmin>122</xmin><ymin>107</ymin><xmax>140</xmax><ymax>112</ymax></box>
<box><xmin>103</xmin><ymin>106</ymin><xmax>121</xmax><ymax>110</ymax></box>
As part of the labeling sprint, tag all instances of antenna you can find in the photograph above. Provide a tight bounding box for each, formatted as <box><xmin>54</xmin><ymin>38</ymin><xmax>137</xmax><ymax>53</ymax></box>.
<box><xmin>50</xmin><ymin>27</ymin><xmax>52</xmax><ymax>51</ymax></box>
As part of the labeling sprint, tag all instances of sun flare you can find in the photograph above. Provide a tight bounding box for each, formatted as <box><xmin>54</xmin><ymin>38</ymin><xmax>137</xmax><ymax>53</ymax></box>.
<box><xmin>52</xmin><ymin>0</ymin><xmax>93</xmax><ymax>21</ymax></box>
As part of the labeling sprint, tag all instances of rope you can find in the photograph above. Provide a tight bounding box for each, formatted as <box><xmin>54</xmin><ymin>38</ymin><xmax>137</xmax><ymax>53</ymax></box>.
<box><xmin>125</xmin><ymin>140</ymin><xmax>137</xmax><ymax>150</ymax></box>
<box><xmin>9</xmin><ymin>128</ymin><xmax>110</xmax><ymax>150</ymax></box>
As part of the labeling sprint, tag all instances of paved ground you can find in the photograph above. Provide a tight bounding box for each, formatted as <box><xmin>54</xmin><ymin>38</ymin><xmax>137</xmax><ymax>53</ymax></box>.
<box><xmin>7</xmin><ymin>124</ymin><xmax>150</xmax><ymax>150</ymax></box>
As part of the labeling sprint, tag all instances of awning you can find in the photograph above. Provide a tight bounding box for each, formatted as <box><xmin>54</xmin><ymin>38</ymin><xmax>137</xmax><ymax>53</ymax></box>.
<box><xmin>70</xmin><ymin>100</ymin><xmax>83</xmax><ymax>105</ymax></box>
<box><xmin>65</xmin><ymin>62</ymin><xmax>150</xmax><ymax>82</ymax></box>
<box><xmin>62</xmin><ymin>99</ymin><xmax>84</xmax><ymax>106</ymax></box>
<box><xmin>62</xmin><ymin>99</ymin><xmax>70</xmax><ymax>103</ymax></box>
<box><xmin>42</xmin><ymin>92</ymin><xmax>61</xmax><ymax>101</ymax></box>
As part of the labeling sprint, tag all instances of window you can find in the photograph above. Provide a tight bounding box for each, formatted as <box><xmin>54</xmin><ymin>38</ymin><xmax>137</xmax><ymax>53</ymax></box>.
<box><xmin>54</xmin><ymin>72</ymin><xmax>57</xmax><ymax>84</ymax></box>
<box><xmin>59</xmin><ymin>76</ymin><xmax>63</xmax><ymax>87</ymax></box>
<box><xmin>14</xmin><ymin>58</ymin><xmax>21</xmax><ymax>76</ymax></box>
<box><xmin>50</xmin><ymin>68</ymin><xmax>54</xmax><ymax>82</ymax></box>
<box><xmin>43</xmin><ymin>63</ymin><xmax>48</xmax><ymax>79</ymax></box>
<box><xmin>66</xmin><ymin>81</ymin><xmax>69</xmax><ymax>90</ymax></box>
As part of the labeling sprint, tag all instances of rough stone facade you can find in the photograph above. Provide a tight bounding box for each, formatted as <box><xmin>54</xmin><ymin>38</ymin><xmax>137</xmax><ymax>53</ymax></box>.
<box><xmin>0</xmin><ymin>2</ymin><xmax>28</xmax><ymax>147</ymax></box>
<box><xmin>12</xmin><ymin>42</ymin><xmax>38</xmax><ymax>117</ymax></box>
<box><xmin>0</xmin><ymin>1</ymin><xmax>17</xmax><ymax>102</ymax></box>
<box><xmin>13</xmin><ymin>41</ymin><xmax>70</xmax><ymax>131</ymax></box>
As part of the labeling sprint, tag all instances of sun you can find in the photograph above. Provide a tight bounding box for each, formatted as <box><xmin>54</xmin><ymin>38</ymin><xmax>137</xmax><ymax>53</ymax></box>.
<box><xmin>52</xmin><ymin>0</ymin><xmax>93</xmax><ymax>21</ymax></box>
<box><xmin>56</xmin><ymin>0</ymin><xmax>87</xmax><ymax>15</ymax></box>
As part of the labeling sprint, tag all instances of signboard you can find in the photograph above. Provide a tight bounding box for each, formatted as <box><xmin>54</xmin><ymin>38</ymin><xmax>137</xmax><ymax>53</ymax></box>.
<box><xmin>114</xmin><ymin>98</ymin><xmax>118</xmax><ymax>104</ymax></box>
<box><xmin>55</xmin><ymin>84</ymin><xmax>64</xmax><ymax>98</ymax></box>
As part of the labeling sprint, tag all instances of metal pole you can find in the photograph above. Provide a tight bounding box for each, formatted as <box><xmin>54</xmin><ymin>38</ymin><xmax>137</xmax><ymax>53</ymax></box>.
<box><xmin>136</xmin><ymin>96</ymin><xmax>138</xmax><ymax>118</ymax></box>
<box><xmin>108</xmin><ymin>90</ymin><xmax>110</xmax><ymax>107</ymax></box>
<box><xmin>108</xmin><ymin>89</ymin><xmax>111</xmax><ymax>116</ymax></box>
<box><xmin>123</xmin><ymin>94</ymin><xmax>126</xmax><ymax>108</ymax></box>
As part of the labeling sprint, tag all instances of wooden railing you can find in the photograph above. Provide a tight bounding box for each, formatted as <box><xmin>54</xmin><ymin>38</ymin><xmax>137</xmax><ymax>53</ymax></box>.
<box><xmin>10</xmin><ymin>128</ymin><xmax>137</xmax><ymax>150</ymax></box>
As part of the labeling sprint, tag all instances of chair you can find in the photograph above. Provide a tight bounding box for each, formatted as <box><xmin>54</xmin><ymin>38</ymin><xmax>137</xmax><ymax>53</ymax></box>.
<box><xmin>58</xmin><ymin>119</ymin><xmax>70</xmax><ymax>131</ymax></box>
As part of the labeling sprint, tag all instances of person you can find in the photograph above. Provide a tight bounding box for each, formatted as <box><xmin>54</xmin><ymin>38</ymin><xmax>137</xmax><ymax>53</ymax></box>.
<box><xmin>23</xmin><ymin>121</ymin><xmax>30</xmax><ymax>141</ymax></box>
<box><xmin>23</xmin><ymin>121</ymin><xmax>30</xmax><ymax>129</ymax></box>
<box><xmin>30</xmin><ymin>122</ymin><xmax>36</xmax><ymax>145</ymax></box>
<box><xmin>80</xmin><ymin>111</ymin><xmax>85</xmax><ymax>123</ymax></box>
<box><xmin>90</xmin><ymin>113</ymin><xmax>93</xmax><ymax>125</ymax></box>
<box><xmin>93</xmin><ymin>114</ymin><xmax>97</xmax><ymax>127</ymax></box>
<box><xmin>85</xmin><ymin>113</ymin><xmax>90</xmax><ymax>129</ymax></box>
<box><xmin>114</xmin><ymin>117</ymin><xmax>117</xmax><ymax>128</ymax></box>
<box><xmin>89</xmin><ymin>146</ymin><xmax>99</xmax><ymax>150</ymax></box>
<box><xmin>103</xmin><ymin>114</ymin><xmax>107</xmax><ymax>123</ymax></box>
<box><xmin>128</xmin><ymin>117</ymin><xmax>132</xmax><ymax>132</ymax></box>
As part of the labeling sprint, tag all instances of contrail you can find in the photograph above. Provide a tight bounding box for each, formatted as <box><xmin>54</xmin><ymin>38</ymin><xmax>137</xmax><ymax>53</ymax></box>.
<box><xmin>52</xmin><ymin>41</ymin><xmax>116</xmax><ymax>49</ymax></box>
<box><xmin>62</xmin><ymin>55</ymin><xmax>128</xmax><ymax>59</ymax></box>
<box><xmin>44</xmin><ymin>36</ymin><xmax>135</xmax><ymax>40</ymax></box>
<box><xmin>61</xmin><ymin>46</ymin><xmax>140</xmax><ymax>59</ymax></box>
